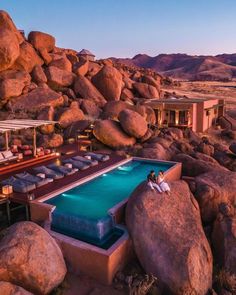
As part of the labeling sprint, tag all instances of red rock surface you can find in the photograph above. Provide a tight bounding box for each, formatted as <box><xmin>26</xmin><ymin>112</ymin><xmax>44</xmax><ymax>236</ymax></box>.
<box><xmin>0</xmin><ymin>281</ymin><xmax>33</xmax><ymax>295</ymax></box>
<box><xmin>93</xmin><ymin>119</ymin><xmax>136</xmax><ymax>149</ymax></box>
<box><xmin>92</xmin><ymin>65</ymin><xmax>123</xmax><ymax>101</ymax></box>
<box><xmin>58</xmin><ymin>101</ymin><xmax>85</xmax><ymax>128</ymax></box>
<box><xmin>28</xmin><ymin>31</ymin><xmax>55</xmax><ymax>52</ymax></box>
<box><xmin>8</xmin><ymin>86</ymin><xmax>64</xmax><ymax>111</ymax></box>
<box><xmin>119</xmin><ymin>109</ymin><xmax>148</xmax><ymax>138</ymax></box>
<box><xmin>0</xmin><ymin>221</ymin><xmax>66</xmax><ymax>295</ymax></box>
<box><xmin>0</xmin><ymin>10</ymin><xmax>24</xmax><ymax>43</ymax></box>
<box><xmin>0</xmin><ymin>28</ymin><xmax>20</xmax><ymax>71</ymax></box>
<box><xmin>133</xmin><ymin>82</ymin><xmax>160</xmax><ymax>99</ymax></box>
<box><xmin>74</xmin><ymin>74</ymin><xmax>106</xmax><ymax>107</ymax></box>
<box><xmin>45</xmin><ymin>66</ymin><xmax>75</xmax><ymax>88</ymax></box>
<box><xmin>126</xmin><ymin>180</ymin><xmax>213</xmax><ymax>294</ymax></box>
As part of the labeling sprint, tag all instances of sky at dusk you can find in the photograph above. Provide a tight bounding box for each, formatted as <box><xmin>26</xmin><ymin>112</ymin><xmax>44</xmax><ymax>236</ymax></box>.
<box><xmin>1</xmin><ymin>0</ymin><xmax>236</xmax><ymax>58</ymax></box>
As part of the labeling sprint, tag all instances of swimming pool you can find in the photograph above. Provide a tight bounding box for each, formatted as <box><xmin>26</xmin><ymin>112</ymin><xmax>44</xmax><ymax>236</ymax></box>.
<box><xmin>44</xmin><ymin>159</ymin><xmax>174</xmax><ymax>248</ymax></box>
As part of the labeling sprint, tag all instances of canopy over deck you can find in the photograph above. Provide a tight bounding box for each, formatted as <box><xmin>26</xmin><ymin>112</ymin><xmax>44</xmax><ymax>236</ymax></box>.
<box><xmin>0</xmin><ymin>120</ymin><xmax>58</xmax><ymax>156</ymax></box>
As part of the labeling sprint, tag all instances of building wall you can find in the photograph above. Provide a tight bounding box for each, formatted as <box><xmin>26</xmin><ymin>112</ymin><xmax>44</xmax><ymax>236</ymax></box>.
<box><xmin>202</xmin><ymin>99</ymin><xmax>219</xmax><ymax>132</ymax></box>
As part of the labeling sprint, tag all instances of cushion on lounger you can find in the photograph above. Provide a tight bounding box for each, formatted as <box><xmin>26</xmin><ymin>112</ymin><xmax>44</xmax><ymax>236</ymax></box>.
<box><xmin>2</xmin><ymin>150</ymin><xmax>13</xmax><ymax>159</ymax></box>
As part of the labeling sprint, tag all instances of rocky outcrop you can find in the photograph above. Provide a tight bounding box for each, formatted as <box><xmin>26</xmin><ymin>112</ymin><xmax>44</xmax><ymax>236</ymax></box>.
<box><xmin>119</xmin><ymin>109</ymin><xmax>148</xmax><ymax>138</ymax></box>
<box><xmin>74</xmin><ymin>75</ymin><xmax>106</xmax><ymax>107</ymax></box>
<box><xmin>12</xmin><ymin>41</ymin><xmax>43</xmax><ymax>72</ymax></box>
<box><xmin>49</xmin><ymin>55</ymin><xmax>72</xmax><ymax>72</ymax></box>
<box><xmin>172</xmin><ymin>153</ymin><xmax>227</xmax><ymax>177</ymax></box>
<box><xmin>58</xmin><ymin>101</ymin><xmax>85</xmax><ymax>128</ymax></box>
<box><xmin>9</xmin><ymin>87</ymin><xmax>64</xmax><ymax>112</ymax></box>
<box><xmin>102</xmin><ymin>101</ymin><xmax>132</xmax><ymax>120</ymax></box>
<box><xmin>93</xmin><ymin>119</ymin><xmax>136</xmax><ymax>149</ymax></box>
<box><xmin>31</xmin><ymin>64</ymin><xmax>47</xmax><ymax>84</ymax></box>
<box><xmin>37</xmin><ymin>106</ymin><xmax>55</xmax><ymax>134</ymax></box>
<box><xmin>0</xmin><ymin>70</ymin><xmax>31</xmax><ymax>100</ymax></box>
<box><xmin>133</xmin><ymin>82</ymin><xmax>160</xmax><ymax>99</ymax></box>
<box><xmin>140</xmin><ymin>144</ymin><xmax>171</xmax><ymax>161</ymax></box>
<box><xmin>0</xmin><ymin>281</ymin><xmax>33</xmax><ymax>295</ymax></box>
<box><xmin>45</xmin><ymin>66</ymin><xmax>75</xmax><ymax>88</ymax></box>
<box><xmin>80</xmin><ymin>99</ymin><xmax>101</xmax><ymax>119</ymax></box>
<box><xmin>0</xmin><ymin>221</ymin><xmax>66</xmax><ymax>295</ymax></box>
<box><xmin>0</xmin><ymin>10</ymin><xmax>23</xmax><ymax>43</ymax></box>
<box><xmin>212</xmin><ymin>203</ymin><xmax>236</xmax><ymax>274</ymax></box>
<box><xmin>126</xmin><ymin>181</ymin><xmax>213</xmax><ymax>294</ymax></box>
<box><xmin>73</xmin><ymin>60</ymin><xmax>89</xmax><ymax>76</ymax></box>
<box><xmin>28</xmin><ymin>31</ymin><xmax>55</xmax><ymax>53</ymax></box>
<box><xmin>0</xmin><ymin>28</ymin><xmax>20</xmax><ymax>71</ymax></box>
<box><xmin>92</xmin><ymin>65</ymin><xmax>123</xmax><ymax>101</ymax></box>
<box><xmin>194</xmin><ymin>170</ymin><xmax>236</xmax><ymax>223</ymax></box>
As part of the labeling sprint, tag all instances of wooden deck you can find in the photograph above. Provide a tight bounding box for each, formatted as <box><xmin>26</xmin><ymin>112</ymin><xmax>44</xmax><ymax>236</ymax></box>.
<box><xmin>0</xmin><ymin>144</ymin><xmax>126</xmax><ymax>205</ymax></box>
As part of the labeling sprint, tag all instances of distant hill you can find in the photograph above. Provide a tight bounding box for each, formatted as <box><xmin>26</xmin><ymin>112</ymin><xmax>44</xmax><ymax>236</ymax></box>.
<box><xmin>111</xmin><ymin>53</ymin><xmax>236</xmax><ymax>81</ymax></box>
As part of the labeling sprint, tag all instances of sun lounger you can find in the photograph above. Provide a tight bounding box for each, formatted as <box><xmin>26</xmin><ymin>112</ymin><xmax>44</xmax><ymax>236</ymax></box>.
<box><xmin>1</xmin><ymin>176</ymin><xmax>36</xmax><ymax>193</ymax></box>
<box><xmin>0</xmin><ymin>150</ymin><xmax>18</xmax><ymax>164</ymax></box>
<box><xmin>72</xmin><ymin>155</ymin><xmax>98</xmax><ymax>166</ymax></box>
<box><xmin>47</xmin><ymin>164</ymin><xmax>78</xmax><ymax>176</ymax></box>
<box><xmin>33</xmin><ymin>166</ymin><xmax>64</xmax><ymax>180</ymax></box>
<box><xmin>85</xmin><ymin>152</ymin><xmax>110</xmax><ymax>162</ymax></box>
<box><xmin>15</xmin><ymin>172</ymin><xmax>51</xmax><ymax>187</ymax></box>
<box><xmin>62</xmin><ymin>158</ymin><xmax>89</xmax><ymax>170</ymax></box>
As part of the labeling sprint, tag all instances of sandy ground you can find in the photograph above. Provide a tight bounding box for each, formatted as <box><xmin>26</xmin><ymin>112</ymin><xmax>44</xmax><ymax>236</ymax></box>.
<box><xmin>163</xmin><ymin>81</ymin><xmax>236</xmax><ymax>106</ymax></box>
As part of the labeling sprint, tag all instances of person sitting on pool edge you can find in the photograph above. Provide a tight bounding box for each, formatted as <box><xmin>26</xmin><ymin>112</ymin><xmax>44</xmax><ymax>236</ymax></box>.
<box><xmin>147</xmin><ymin>170</ymin><xmax>162</xmax><ymax>193</ymax></box>
<box><xmin>157</xmin><ymin>170</ymin><xmax>171</xmax><ymax>196</ymax></box>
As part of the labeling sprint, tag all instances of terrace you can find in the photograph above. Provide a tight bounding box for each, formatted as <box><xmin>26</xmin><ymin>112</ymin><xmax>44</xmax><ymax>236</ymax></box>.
<box><xmin>0</xmin><ymin>120</ymin><xmax>182</xmax><ymax>285</ymax></box>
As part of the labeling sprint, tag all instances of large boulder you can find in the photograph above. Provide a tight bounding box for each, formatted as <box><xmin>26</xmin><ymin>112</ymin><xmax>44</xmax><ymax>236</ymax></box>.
<box><xmin>120</xmin><ymin>87</ymin><xmax>134</xmax><ymax>101</ymax></box>
<box><xmin>93</xmin><ymin>119</ymin><xmax>136</xmax><ymax>149</ymax></box>
<box><xmin>74</xmin><ymin>75</ymin><xmax>106</xmax><ymax>107</ymax></box>
<box><xmin>45</xmin><ymin>66</ymin><xmax>75</xmax><ymax>88</ymax></box>
<box><xmin>140</xmin><ymin>144</ymin><xmax>171</xmax><ymax>161</ymax></box>
<box><xmin>142</xmin><ymin>75</ymin><xmax>161</xmax><ymax>91</ymax></box>
<box><xmin>73</xmin><ymin>60</ymin><xmax>89</xmax><ymax>76</ymax></box>
<box><xmin>133</xmin><ymin>82</ymin><xmax>160</xmax><ymax>99</ymax></box>
<box><xmin>31</xmin><ymin>65</ymin><xmax>47</xmax><ymax>84</ymax></box>
<box><xmin>80</xmin><ymin>99</ymin><xmax>101</xmax><ymax>119</ymax></box>
<box><xmin>172</xmin><ymin>153</ymin><xmax>227</xmax><ymax>177</ymax></box>
<box><xmin>119</xmin><ymin>109</ymin><xmax>148</xmax><ymax>138</ymax></box>
<box><xmin>37</xmin><ymin>106</ymin><xmax>55</xmax><ymax>134</ymax></box>
<box><xmin>102</xmin><ymin>101</ymin><xmax>131</xmax><ymax>120</ymax></box>
<box><xmin>126</xmin><ymin>181</ymin><xmax>213</xmax><ymax>294</ymax></box>
<box><xmin>28</xmin><ymin>31</ymin><xmax>55</xmax><ymax>53</ymax></box>
<box><xmin>212</xmin><ymin>203</ymin><xmax>236</xmax><ymax>275</ymax></box>
<box><xmin>0</xmin><ymin>28</ymin><xmax>20</xmax><ymax>71</ymax></box>
<box><xmin>12</xmin><ymin>41</ymin><xmax>43</xmax><ymax>72</ymax></box>
<box><xmin>92</xmin><ymin>65</ymin><xmax>123</xmax><ymax>101</ymax></box>
<box><xmin>194</xmin><ymin>170</ymin><xmax>236</xmax><ymax>223</ymax></box>
<box><xmin>0</xmin><ymin>10</ymin><xmax>24</xmax><ymax>43</ymax></box>
<box><xmin>218</xmin><ymin>115</ymin><xmax>236</xmax><ymax>131</ymax></box>
<box><xmin>0</xmin><ymin>70</ymin><xmax>31</xmax><ymax>100</ymax></box>
<box><xmin>0</xmin><ymin>282</ymin><xmax>33</xmax><ymax>295</ymax></box>
<box><xmin>9</xmin><ymin>87</ymin><xmax>64</xmax><ymax>112</ymax></box>
<box><xmin>58</xmin><ymin>101</ymin><xmax>85</xmax><ymax>128</ymax></box>
<box><xmin>49</xmin><ymin>55</ymin><xmax>72</xmax><ymax>72</ymax></box>
<box><xmin>0</xmin><ymin>221</ymin><xmax>66</xmax><ymax>294</ymax></box>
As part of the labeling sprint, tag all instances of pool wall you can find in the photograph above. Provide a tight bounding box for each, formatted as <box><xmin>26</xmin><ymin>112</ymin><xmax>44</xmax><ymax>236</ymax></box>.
<box><xmin>44</xmin><ymin>223</ymin><xmax>133</xmax><ymax>284</ymax></box>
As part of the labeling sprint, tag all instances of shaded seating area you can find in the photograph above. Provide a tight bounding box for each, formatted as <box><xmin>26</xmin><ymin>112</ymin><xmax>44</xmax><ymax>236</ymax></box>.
<box><xmin>0</xmin><ymin>119</ymin><xmax>57</xmax><ymax>161</ymax></box>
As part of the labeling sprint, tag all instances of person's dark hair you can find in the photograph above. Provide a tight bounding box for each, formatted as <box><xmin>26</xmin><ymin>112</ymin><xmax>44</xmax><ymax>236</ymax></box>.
<box><xmin>150</xmin><ymin>170</ymin><xmax>155</xmax><ymax>174</ymax></box>
<box><xmin>160</xmin><ymin>170</ymin><xmax>164</xmax><ymax>174</ymax></box>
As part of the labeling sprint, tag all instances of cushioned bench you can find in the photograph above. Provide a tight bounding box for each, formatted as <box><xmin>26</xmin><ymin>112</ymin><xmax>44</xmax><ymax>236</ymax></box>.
<box><xmin>0</xmin><ymin>150</ymin><xmax>18</xmax><ymax>164</ymax></box>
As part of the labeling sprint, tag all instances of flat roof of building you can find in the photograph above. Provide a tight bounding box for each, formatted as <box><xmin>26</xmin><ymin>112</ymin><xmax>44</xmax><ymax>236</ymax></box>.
<box><xmin>144</xmin><ymin>97</ymin><xmax>221</xmax><ymax>105</ymax></box>
<box><xmin>0</xmin><ymin>119</ymin><xmax>57</xmax><ymax>133</ymax></box>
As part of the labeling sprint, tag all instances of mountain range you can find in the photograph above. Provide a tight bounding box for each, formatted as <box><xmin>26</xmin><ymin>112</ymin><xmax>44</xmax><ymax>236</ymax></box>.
<box><xmin>111</xmin><ymin>53</ymin><xmax>236</xmax><ymax>81</ymax></box>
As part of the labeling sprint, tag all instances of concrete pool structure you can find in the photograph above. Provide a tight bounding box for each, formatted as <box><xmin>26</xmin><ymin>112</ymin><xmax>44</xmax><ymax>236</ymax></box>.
<box><xmin>30</xmin><ymin>157</ymin><xmax>182</xmax><ymax>284</ymax></box>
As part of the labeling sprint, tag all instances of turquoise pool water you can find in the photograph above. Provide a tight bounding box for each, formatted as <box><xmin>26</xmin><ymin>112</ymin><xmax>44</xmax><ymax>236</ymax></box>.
<box><xmin>45</xmin><ymin>159</ymin><xmax>173</xmax><ymax>247</ymax></box>
<box><xmin>45</xmin><ymin>160</ymin><xmax>173</xmax><ymax>219</ymax></box>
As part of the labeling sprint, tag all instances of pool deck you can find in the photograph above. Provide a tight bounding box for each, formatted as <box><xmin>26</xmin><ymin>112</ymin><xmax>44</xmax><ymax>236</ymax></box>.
<box><xmin>0</xmin><ymin>145</ymin><xmax>126</xmax><ymax>205</ymax></box>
